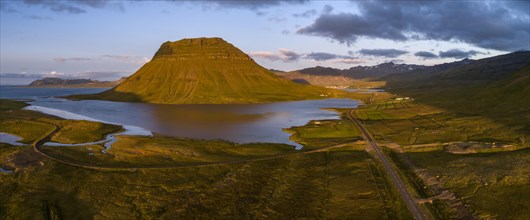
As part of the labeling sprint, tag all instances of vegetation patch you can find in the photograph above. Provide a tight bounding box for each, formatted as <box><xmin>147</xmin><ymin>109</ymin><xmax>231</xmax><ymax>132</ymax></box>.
<box><xmin>50</xmin><ymin>120</ymin><xmax>123</xmax><ymax>144</ymax></box>
<box><xmin>1</xmin><ymin>141</ymin><xmax>407</xmax><ymax>219</ymax></box>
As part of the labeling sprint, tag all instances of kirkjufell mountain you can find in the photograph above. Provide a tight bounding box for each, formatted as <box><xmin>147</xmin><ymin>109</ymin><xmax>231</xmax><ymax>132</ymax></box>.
<box><xmin>72</xmin><ymin>37</ymin><xmax>341</xmax><ymax>104</ymax></box>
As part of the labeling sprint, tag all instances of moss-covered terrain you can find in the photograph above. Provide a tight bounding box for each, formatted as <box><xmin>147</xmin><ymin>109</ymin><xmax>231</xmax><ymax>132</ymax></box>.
<box><xmin>0</xmin><ymin>99</ymin><xmax>122</xmax><ymax>145</ymax></box>
<box><xmin>349</xmin><ymin>62</ymin><xmax>530</xmax><ymax>219</ymax></box>
<box><xmin>69</xmin><ymin>38</ymin><xmax>351</xmax><ymax>104</ymax></box>
<box><xmin>0</xmin><ymin>99</ymin><xmax>411</xmax><ymax>219</ymax></box>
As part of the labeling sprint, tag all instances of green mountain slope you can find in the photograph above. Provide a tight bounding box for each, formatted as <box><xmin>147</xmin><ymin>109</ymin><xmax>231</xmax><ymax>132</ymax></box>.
<box><xmin>72</xmin><ymin>38</ymin><xmax>342</xmax><ymax>104</ymax></box>
<box><xmin>474</xmin><ymin>63</ymin><xmax>530</xmax><ymax>112</ymax></box>
<box><xmin>384</xmin><ymin>51</ymin><xmax>530</xmax><ymax>88</ymax></box>
<box><xmin>386</xmin><ymin>54</ymin><xmax>530</xmax><ymax>138</ymax></box>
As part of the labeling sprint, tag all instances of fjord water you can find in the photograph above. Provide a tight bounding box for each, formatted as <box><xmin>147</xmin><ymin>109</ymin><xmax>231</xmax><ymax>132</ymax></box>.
<box><xmin>1</xmin><ymin>86</ymin><xmax>359</xmax><ymax>147</ymax></box>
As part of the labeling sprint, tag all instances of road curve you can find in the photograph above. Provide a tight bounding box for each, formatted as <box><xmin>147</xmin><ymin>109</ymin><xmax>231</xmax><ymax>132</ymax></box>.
<box><xmin>348</xmin><ymin>109</ymin><xmax>429</xmax><ymax>220</ymax></box>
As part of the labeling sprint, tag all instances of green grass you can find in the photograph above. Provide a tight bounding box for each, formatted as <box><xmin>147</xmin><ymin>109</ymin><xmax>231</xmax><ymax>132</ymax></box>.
<box><xmin>401</xmin><ymin>149</ymin><xmax>530</xmax><ymax>219</ymax></box>
<box><xmin>355</xmin><ymin>98</ymin><xmax>528</xmax><ymax>147</ymax></box>
<box><xmin>50</xmin><ymin>120</ymin><xmax>123</xmax><ymax>144</ymax></box>
<box><xmin>286</xmin><ymin>113</ymin><xmax>362</xmax><ymax>148</ymax></box>
<box><xmin>351</xmin><ymin>84</ymin><xmax>530</xmax><ymax>219</ymax></box>
<box><xmin>0</xmin><ymin>99</ymin><xmax>28</xmax><ymax>111</ymax></box>
<box><xmin>291</xmin><ymin>120</ymin><xmax>360</xmax><ymax>139</ymax></box>
<box><xmin>0</xmin><ymin>99</ymin><xmax>124</xmax><ymax>145</ymax></box>
<box><xmin>41</xmin><ymin>135</ymin><xmax>298</xmax><ymax>168</ymax></box>
<box><xmin>0</xmin><ymin>120</ymin><xmax>55</xmax><ymax>144</ymax></box>
<box><xmin>1</xmin><ymin>143</ymin><xmax>406</xmax><ymax>219</ymax></box>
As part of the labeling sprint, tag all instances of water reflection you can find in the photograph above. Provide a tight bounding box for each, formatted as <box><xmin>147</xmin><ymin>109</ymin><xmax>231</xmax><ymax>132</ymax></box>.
<box><xmin>1</xmin><ymin>86</ymin><xmax>360</xmax><ymax>147</ymax></box>
<box><xmin>29</xmin><ymin>98</ymin><xmax>358</xmax><ymax>147</ymax></box>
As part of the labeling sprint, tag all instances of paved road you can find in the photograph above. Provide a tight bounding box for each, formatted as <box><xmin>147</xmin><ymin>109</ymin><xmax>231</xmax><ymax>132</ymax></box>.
<box><xmin>348</xmin><ymin>109</ymin><xmax>428</xmax><ymax>220</ymax></box>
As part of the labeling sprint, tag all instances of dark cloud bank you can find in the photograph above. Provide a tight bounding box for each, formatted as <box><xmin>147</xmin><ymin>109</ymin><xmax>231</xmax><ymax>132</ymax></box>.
<box><xmin>305</xmin><ymin>52</ymin><xmax>351</xmax><ymax>61</ymax></box>
<box><xmin>415</xmin><ymin>49</ymin><xmax>483</xmax><ymax>59</ymax></box>
<box><xmin>359</xmin><ymin>49</ymin><xmax>408</xmax><ymax>58</ymax></box>
<box><xmin>438</xmin><ymin>49</ymin><xmax>482</xmax><ymax>59</ymax></box>
<box><xmin>414</xmin><ymin>51</ymin><xmax>438</xmax><ymax>59</ymax></box>
<box><xmin>298</xmin><ymin>1</ymin><xmax>530</xmax><ymax>51</ymax></box>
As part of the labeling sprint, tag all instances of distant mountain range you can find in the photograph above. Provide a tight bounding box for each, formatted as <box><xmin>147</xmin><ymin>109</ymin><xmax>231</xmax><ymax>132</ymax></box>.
<box><xmin>280</xmin><ymin>51</ymin><xmax>530</xmax><ymax>88</ymax></box>
<box><xmin>27</xmin><ymin>77</ymin><xmax>125</xmax><ymax>88</ymax></box>
<box><xmin>280</xmin><ymin>61</ymin><xmax>430</xmax><ymax>88</ymax></box>
<box><xmin>69</xmin><ymin>37</ymin><xmax>343</xmax><ymax>104</ymax></box>
<box><xmin>295</xmin><ymin>62</ymin><xmax>428</xmax><ymax>79</ymax></box>
<box><xmin>384</xmin><ymin>51</ymin><xmax>530</xmax><ymax>88</ymax></box>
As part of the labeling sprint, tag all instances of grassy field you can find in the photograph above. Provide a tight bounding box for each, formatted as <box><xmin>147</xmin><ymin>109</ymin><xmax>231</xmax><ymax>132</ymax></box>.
<box><xmin>1</xmin><ymin>99</ymin><xmax>414</xmax><ymax>219</ymax></box>
<box><xmin>391</xmin><ymin>148</ymin><xmax>530</xmax><ymax>219</ymax></box>
<box><xmin>286</xmin><ymin>113</ymin><xmax>362</xmax><ymax>148</ymax></box>
<box><xmin>50</xmin><ymin>120</ymin><xmax>123</xmax><ymax>144</ymax></box>
<box><xmin>352</xmin><ymin>90</ymin><xmax>530</xmax><ymax>219</ymax></box>
<box><xmin>355</xmin><ymin>99</ymin><xmax>528</xmax><ymax>147</ymax></box>
<box><xmin>1</xmin><ymin>140</ymin><xmax>410</xmax><ymax>219</ymax></box>
<box><xmin>0</xmin><ymin>99</ymin><xmax>122</xmax><ymax>145</ymax></box>
<box><xmin>41</xmin><ymin>136</ymin><xmax>298</xmax><ymax>168</ymax></box>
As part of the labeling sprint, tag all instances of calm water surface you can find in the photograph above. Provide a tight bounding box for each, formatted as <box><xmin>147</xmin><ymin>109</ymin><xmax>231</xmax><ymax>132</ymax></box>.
<box><xmin>1</xmin><ymin>86</ymin><xmax>360</xmax><ymax>147</ymax></box>
<box><xmin>0</xmin><ymin>133</ymin><xmax>24</xmax><ymax>146</ymax></box>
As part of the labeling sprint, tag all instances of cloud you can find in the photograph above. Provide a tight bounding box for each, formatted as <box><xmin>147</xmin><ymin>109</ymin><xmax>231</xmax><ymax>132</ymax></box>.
<box><xmin>305</xmin><ymin>52</ymin><xmax>352</xmax><ymax>61</ymax></box>
<box><xmin>52</xmin><ymin>55</ymin><xmax>149</xmax><ymax>63</ymax></box>
<box><xmin>297</xmin><ymin>1</ymin><xmax>530</xmax><ymax>51</ymax></box>
<box><xmin>74</xmin><ymin>71</ymin><xmax>129</xmax><ymax>80</ymax></box>
<box><xmin>0</xmin><ymin>72</ymin><xmax>42</xmax><ymax>78</ymax></box>
<box><xmin>20</xmin><ymin>0</ymin><xmax>124</xmax><ymax>14</ymax></box>
<box><xmin>250</xmin><ymin>50</ymin><xmax>364</xmax><ymax>64</ymax></box>
<box><xmin>196</xmin><ymin>0</ymin><xmax>308</xmax><ymax>10</ymax></box>
<box><xmin>333</xmin><ymin>58</ymin><xmax>365</xmax><ymax>64</ymax></box>
<box><xmin>293</xmin><ymin>9</ymin><xmax>316</xmax><ymax>18</ymax></box>
<box><xmin>278</xmin><ymin>48</ymin><xmax>301</xmax><ymax>61</ymax></box>
<box><xmin>1</xmin><ymin>70</ymin><xmax>129</xmax><ymax>81</ymax></box>
<box><xmin>54</xmin><ymin>57</ymin><xmax>95</xmax><ymax>62</ymax></box>
<box><xmin>358</xmin><ymin>49</ymin><xmax>408</xmax><ymax>58</ymax></box>
<box><xmin>438</xmin><ymin>49</ymin><xmax>482</xmax><ymax>59</ymax></box>
<box><xmin>249</xmin><ymin>51</ymin><xmax>278</xmax><ymax>60</ymax></box>
<box><xmin>15</xmin><ymin>0</ymin><xmax>306</xmax><ymax>15</ymax></box>
<box><xmin>24</xmin><ymin>15</ymin><xmax>53</xmax><ymax>20</ymax></box>
<box><xmin>414</xmin><ymin>51</ymin><xmax>438</xmax><ymax>59</ymax></box>
<box><xmin>169</xmin><ymin>0</ymin><xmax>308</xmax><ymax>15</ymax></box>
<box><xmin>268</xmin><ymin>17</ymin><xmax>286</xmax><ymax>23</ymax></box>
<box><xmin>23</xmin><ymin>0</ymin><xmax>86</xmax><ymax>14</ymax></box>
<box><xmin>102</xmin><ymin>55</ymin><xmax>150</xmax><ymax>63</ymax></box>
<box><xmin>249</xmin><ymin>49</ymin><xmax>301</xmax><ymax>62</ymax></box>
<box><xmin>43</xmin><ymin>71</ymin><xmax>65</xmax><ymax>77</ymax></box>
<box><xmin>383</xmin><ymin>59</ymin><xmax>404</xmax><ymax>64</ymax></box>
<box><xmin>0</xmin><ymin>2</ymin><xmax>19</xmax><ymax>13</ymax></box>
<box><xmin>321</xmin><ymin>5</ymin><xmax>333</xmax><ymax>14</ymax></box>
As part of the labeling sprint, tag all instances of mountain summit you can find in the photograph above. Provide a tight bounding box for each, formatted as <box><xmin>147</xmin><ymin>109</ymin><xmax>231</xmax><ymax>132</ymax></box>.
<box><xmin>73</xmin><ymin>37</ymin><xmax>339</xmax><ymax>104</ymax></box>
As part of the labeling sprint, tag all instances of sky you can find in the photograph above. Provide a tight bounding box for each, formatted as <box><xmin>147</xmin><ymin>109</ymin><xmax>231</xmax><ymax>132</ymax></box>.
<box><xmin>1</xmin><ymin>0</ymin><xmax>529</xmax><ymax>85</ymax></box>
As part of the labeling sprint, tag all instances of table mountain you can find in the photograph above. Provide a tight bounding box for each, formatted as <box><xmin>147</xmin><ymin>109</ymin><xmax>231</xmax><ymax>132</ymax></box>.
<box><xmin>72</xmin><ymin>38</ymin><xmax>340</xmax><ymax>104</ymax></box>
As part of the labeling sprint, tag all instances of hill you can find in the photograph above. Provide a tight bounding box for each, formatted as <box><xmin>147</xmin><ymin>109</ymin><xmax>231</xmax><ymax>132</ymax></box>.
<box><xmin>384</xmin><ymin>51</ymin><xmax>530</xmax><ymax>135</ymax></box>
<box><xmin>280</xmin><ymin>71</ymin><xmax>386</xmax><ymax>88</ymax></box>
<box><xmin>70</xmin><ymin>38</ymin><xmax>342</xmax><ymax>104</ymax></box>
<box><xmin>27</xmin><ymin>77</ymin><xmax>123</xmax><ymax>88</ymax></box>
<box><xmin>384</xmin><ymin>51</ymin><xmax>530</xmax><ymax>88</ymax></box>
